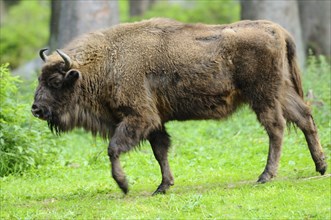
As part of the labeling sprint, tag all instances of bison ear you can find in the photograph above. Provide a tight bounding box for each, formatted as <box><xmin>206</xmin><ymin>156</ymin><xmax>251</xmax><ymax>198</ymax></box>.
<box><xmin>64</xmin><ymin>69</ymin><xmax>81</xmax><ymax>85</ymax></box>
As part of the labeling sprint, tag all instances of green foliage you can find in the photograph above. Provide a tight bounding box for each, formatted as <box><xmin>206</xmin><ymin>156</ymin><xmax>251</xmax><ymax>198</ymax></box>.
<box><xmin>0</xmin><ymin>64</ymin><xmax>62</xmax><ymax>176</ymax></box>
<box><xmin>125</xmin><ymin>0</ymin><xmax>240</xmax><ymax>24</ymax></box>
<box><xmin>304</xmin><ymin>54</ymin><xmax>331</xmax><ymax>122</ymax></box>
<box><xmin>0</xmin><ymin>0</ymin><xmax>50</xmax><ymax>68</ymax></box>
<box><xmin>118</xmin><ymin>0</ymin><xmax>129</xmax><ymax>22</ymax></box>
<box><xmin>306</xmin><ymin>51</ymin><xmax>331</xmax><ymax>78</ymax></box>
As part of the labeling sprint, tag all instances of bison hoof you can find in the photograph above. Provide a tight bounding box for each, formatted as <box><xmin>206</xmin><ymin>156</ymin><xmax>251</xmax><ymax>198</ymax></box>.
<box><xmin>257</xmin><ymin>171</ymin><xmax>274</xmax><ymax>183</ymax></box>
<box><xmin>152</xmin><ymin>189</ymin><xmax>166</xmax><ymax>196</ymax></box>
<box><xmin>115</xmin><ymin>178</ymin><xmax>129</xmax><ymax>194</ymax></box>
<box><xmin>316</xmin><ymin>162</ymin><xmax>327</xmax><ymax>175</ymax></box>
<box><xmin>152</xmin><ymin>183</ymin><xmax>173</xmax><ymax>196</ymax></box>
<box><xmin>120</xmin><ymin>185</ymin><xmax>129</xmax><ymax>194</ymax></box>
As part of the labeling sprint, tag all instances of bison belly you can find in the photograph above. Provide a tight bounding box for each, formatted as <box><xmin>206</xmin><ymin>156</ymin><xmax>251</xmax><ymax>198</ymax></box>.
<box><xmin>147</xmin><ymin>65</ymin><xmax>241</xmax><ymax>122</ymax></box>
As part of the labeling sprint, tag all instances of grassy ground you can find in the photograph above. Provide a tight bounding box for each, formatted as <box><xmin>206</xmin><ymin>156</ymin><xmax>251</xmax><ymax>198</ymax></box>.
<box><xmin>1</xmin><ymin>60</ymin><xmax>330</xmax><ymax>219</ymax></box>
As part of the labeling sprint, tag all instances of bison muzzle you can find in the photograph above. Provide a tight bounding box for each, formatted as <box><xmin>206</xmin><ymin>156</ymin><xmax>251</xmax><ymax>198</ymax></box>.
<box><xmin>32</xmin><ymin>18</ymin><xmax>327</xmax><ymax>195</ymax></box>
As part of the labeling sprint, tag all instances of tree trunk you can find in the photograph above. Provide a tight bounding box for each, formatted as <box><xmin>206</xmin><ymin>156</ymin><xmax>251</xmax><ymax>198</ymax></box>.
<box><xmin>129</xmin><ymin>0</ymin><xmax>156</xmax><ymax>17</ymax></box>
<box><xmin>299</xmin><ymin>0</ymin><xmax>331</xmax><ymax>56</ymax></box>
<box><xmin>49</xmin><ymin>0</ymin><xmax>119</xmax><ymax>51</ymax></box>
<box><xmin>241</xmin><ymin>0</ymin><xmax>305</xmax><ymax>68</ymax></box>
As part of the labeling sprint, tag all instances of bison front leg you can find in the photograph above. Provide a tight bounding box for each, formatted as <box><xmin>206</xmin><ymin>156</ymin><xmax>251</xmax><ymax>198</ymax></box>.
<box><xmin>148</xmin><ymin>128</ymin><xmax>174</xmax><ymax>195</ymax></box>
<box><xmin>108</xmin><ymin>117</ymin><xmax>145</xmax><ymax>194</ymax></box>
<box><xmin>108</xmin><ymin>150</ymin><xmax>128</xmax><ymax>194</ymax></box>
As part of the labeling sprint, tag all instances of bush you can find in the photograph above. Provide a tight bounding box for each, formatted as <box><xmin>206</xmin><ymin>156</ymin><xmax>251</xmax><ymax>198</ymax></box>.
<box><xmin>0</xmin><ymin>64</ymin><xmax>61</xmax><ymax>176</ymax></box>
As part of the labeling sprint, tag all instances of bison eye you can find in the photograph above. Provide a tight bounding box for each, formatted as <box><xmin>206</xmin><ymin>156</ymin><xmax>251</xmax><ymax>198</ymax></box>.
<box><xmin>49</xmin><ymin>79</ymin><xmax>62</xmax><ymax>88</ymax></box>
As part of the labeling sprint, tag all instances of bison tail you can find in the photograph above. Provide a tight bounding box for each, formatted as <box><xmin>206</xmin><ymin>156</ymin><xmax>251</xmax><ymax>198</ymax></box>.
<box><xmin>286</xmin><ymin>37</ymin><xmax>304</xmax><ymax>99</ymax></box>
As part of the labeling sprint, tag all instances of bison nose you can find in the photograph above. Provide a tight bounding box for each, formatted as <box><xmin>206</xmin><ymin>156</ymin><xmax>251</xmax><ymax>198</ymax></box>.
<box><xmin>31</xmin><ymin>104</ymin><xmax>44</xmax><ymax>118</ymax></box>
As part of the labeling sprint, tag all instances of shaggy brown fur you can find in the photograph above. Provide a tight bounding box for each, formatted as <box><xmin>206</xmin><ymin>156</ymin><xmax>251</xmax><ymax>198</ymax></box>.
<box><xmin>32</xmin><ymin>18</ymin><xmax>327</xmax><ymax>195</ymax></box>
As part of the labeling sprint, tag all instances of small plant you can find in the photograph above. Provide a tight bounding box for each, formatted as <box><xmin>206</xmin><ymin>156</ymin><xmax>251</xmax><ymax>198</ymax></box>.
<box><xmin>0</xmin><ymin>64</ymin><xmax>61</xmax><ymax>176</ymax></box>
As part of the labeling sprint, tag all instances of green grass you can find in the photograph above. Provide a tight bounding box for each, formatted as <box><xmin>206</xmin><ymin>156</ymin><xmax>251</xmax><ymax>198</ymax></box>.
<box><xmin>1</xmin><ymin>57</ymin><xmax>331</xmax><ymax>219</ymax></box>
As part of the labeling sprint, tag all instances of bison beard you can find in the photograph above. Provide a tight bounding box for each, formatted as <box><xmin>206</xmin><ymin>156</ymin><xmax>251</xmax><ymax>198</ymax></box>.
<box><xmin>32</xmin><ymin>18</ymin><xmax>327</xmax><ymax>195</ymax></box>
<box><xmin>47</xmin><ymin>114</ymin><xmax>63</xmax><ymax>135</ymax></box>
<box><xmin>47</xmin><ymin>117</ymin><xmax>59</xmax><ymax>134</ymax></box>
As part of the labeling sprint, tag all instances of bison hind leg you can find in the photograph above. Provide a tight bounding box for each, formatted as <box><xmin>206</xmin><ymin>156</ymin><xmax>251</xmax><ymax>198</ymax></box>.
<box><xmin>253</xmin><ymin>100</ymin><xmax>286</xmax><ymax>183</ymax></box>
<box><xmin>282</xmin><ymin>92</ymin><xmax>327</xmax><ymax>174</ymax></box>
<box><xmin>148</xmin><ymin>127</ymin><xmax>174</xmax><ymax>195</ymax></box>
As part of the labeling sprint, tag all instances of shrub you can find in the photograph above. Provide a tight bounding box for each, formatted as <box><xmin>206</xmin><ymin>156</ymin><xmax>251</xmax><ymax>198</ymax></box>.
<box><xmin>0</xmin><ymin>64</ymin><xmax>61</xmax><ymax>176</ymax></box>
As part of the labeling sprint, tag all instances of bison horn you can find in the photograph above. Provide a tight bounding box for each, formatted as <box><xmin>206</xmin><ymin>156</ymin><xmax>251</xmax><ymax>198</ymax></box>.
<box><xmin>39</xmin><ymin>48</ymin><xmax>48</xmax><ymax>62</ymax></box>
<box><xmin>56</xmin><ymin>49</ymin><xmax>72</xmax><ymax>70</ymax></box>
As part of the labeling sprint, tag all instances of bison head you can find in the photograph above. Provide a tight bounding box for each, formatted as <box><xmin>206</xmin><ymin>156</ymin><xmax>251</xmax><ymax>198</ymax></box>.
<box><xmin>32</xmin><ymin>49</ymin><xmax>81</xmax><ymax>133</ymax></box>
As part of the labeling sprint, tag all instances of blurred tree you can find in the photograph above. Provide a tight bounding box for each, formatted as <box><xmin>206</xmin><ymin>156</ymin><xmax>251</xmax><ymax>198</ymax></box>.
<box><xmin>3</xmin><ymin>0</ymin><xmax>19</xmax><ymax>6</ymax></box>
<box><xmin>129</xmin><ymin>0</ymin><xmax>156</xmax><ymax>17</ymax></box>
<box><xmin>299</xmin><ymin>0</ymin><xmax>330</xmax><ymax>56</ymax></box>
<box><xmin>0</xmin><ymin>0</ymin><xmax>5</xmax><ymax>26</ymax></box>
<box><xmin>0</xmin><ymin>0</ymin><xmax>49</xmax><ymax>70</ymax></box>
<box><xmin>1</xmin><ymin>0</ymin><xmax>20</xmax><ymax>25</ymax></box>
<box><xmin>240</xmin><ymin>0</ymin><xmax>305</xmax><ymax>68</ymax></box>
<box><xmin>49</xmin><ymin>0</ymin><xmax>119</xmax><ymax>51</ymax></box>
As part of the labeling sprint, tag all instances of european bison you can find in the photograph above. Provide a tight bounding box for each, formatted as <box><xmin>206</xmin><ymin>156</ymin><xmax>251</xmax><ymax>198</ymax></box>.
<box><xmin>32</xmin><ymin>18</ymin><xmax>327</xmax><ymax>195</ymax></box>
